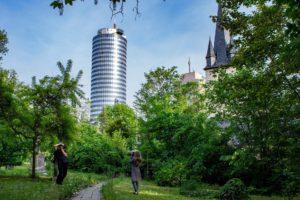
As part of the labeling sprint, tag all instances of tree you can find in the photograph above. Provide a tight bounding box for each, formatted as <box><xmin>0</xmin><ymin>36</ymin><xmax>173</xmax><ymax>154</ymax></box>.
<box><xmin>207</xmin><ymin>68</ymin><xmax>299</xmax><ymax>191</ymax></box>
<box><xmin>0</xmin><ymin>68</ymin><xmax>28</xmax><ymax>167</ymax></box>
<box><xmin>56</xmin><ymin>60</ymin><xmax>84</xmax><ymax>107</ymax></box>
<box><xmin>134</xmin><ymin>66</ymin><xmax>224</xmax><ymax>184</ymax></box>
<box><xmin>134</xmin><ymin>66</ymin><xmax>182</xmax><ymax>118</ymax></box>
<box><xmin>219</xmin><ymin>0</ymin><xmax>299</xmax><ymax>98</ymax></box>
<box><xmin>46</xmin><ymin>60</ymin><xmax>84</xmax><ymax>141</ymax></box>
<box><xmin>0</xmin><ymin>32</ymin><xmax>28</xmax><ymax>168</ymax></box>
<box><xmin>68</xmin><ymin>122</ymin><xmax>129</xmax><ymax>175</ymax></box>
<box><xmin>99</xmin><ymin>103</ymin><xmax>138</xmax><ymax>148</ymax></box>
<box><xmin>50</xmin><ymin>0</ymin><xmax>142</xmax><ymax>17</ymax></box>
<box><xmin>205</xmin><ymin>0</ymin><xmax>300</xmax><ymax>194</ymax></box>
<box><xmin>0</xmin><ymin>29</ymin><xmax>8</xmax><ymax>63</ymax></box>
<box><xmin>0</xmin><ymin>28</ymin><xmax>82</xmax><ymax>178</ymax></box>
<box><xmin>0</xmin><ymin>60</ymin><xmax>84</xmax><ymax>178</ymax></box>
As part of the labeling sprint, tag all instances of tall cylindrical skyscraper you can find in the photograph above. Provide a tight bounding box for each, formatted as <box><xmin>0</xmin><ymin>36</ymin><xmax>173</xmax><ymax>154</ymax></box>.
<box><xmin>90</xmin><ymin>25</ymin><xmax>127</xmax><ymax>122</ymax></box>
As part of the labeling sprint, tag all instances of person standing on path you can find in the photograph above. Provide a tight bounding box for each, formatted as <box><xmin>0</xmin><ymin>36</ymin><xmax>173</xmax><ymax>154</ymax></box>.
<box><xmin>131</xmin><ymin>151</ymin><xmax>142</xmax><ymax>195</ymax></box>
<box><xmin>54</xmin><ymin>142</ymin><xmax>68</xmax><ymax>185</ymax></box>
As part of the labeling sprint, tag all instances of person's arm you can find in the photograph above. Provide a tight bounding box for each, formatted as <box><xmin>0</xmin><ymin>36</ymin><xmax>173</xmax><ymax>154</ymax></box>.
<box><xmin>61</xmin><ymin>148</ymin><xmax>68</xmax><ymax>157</ymax></box>
<box><xmin>130</xmin><ymin>156</ymin><xmax>136</xmax><ymax>164</ymax></box>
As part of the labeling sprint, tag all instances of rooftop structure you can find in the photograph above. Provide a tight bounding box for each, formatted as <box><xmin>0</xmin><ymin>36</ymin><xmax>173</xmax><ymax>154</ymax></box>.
<box><xmin>204</xmin><ymin>4</ymin><xmax>232</xmax><ymax>70</ymax></box>
<box><xmin>182</xmin><ymin>58</ymin><xmax>204</xmax><ymax>89</ymax></box>
<box><xmin>204</xmin><ymin>4</ymin><xmax>234</xmax><ymax>81</ymax></box>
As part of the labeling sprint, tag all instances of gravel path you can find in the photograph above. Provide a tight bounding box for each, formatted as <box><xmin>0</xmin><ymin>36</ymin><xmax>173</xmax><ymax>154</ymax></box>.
<box><xmin>71</xmin><ymin>182</ymin><xmax>104</xmax><ymax>200</ymax></box>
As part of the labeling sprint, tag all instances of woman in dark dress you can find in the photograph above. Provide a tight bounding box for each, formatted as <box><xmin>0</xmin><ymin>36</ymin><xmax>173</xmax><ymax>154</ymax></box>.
<box><xmin>131</xmin><ymin>151</ymin><xmax>142</xmax><ymax>195</ymax></box>
<box><xmin>53</xmin><ymin>143</ymin><xmax>68</xmax><ymax>185</ymax></box>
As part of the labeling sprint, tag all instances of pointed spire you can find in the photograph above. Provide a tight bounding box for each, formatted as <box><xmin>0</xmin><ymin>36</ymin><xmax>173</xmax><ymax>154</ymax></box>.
<box><xmin>205</xmin><ymin>37</ymin><xmax>216</xmax><ymax>69</ymax></box>
<box><xmin>206</xmin><ymin>37</ymin><xmax>215</xmax><ymax>58</ymax></box>
<box><xmin>217</xmin><ymin>3</ymin><xmax>222</xmax><ymax>22</ymax></box>
<box><xmin>214</xmin><ymin>3</ymin><xmax>229</xmax><ymax>66</ymax></box>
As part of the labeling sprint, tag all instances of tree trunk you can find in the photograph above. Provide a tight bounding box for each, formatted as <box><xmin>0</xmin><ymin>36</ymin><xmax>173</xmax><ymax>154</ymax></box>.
<box><xmin>31</xmin><ymin>138</ymin><xmax>37</xmax><ymax>179</ymax></box>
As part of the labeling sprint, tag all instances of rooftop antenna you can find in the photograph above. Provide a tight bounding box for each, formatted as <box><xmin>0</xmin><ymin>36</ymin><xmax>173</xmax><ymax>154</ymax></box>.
<box><xmin>112</xmin><ymin>0</ymin><xmax>117</xmax><ymax>11</ymax></box>
<box><xmin>188</xmin><ymin>57</ymin><xmax>191</xmax><ymax>73</ymax></box>
<box><xmin>112</xmin><ymin>6</ymin><xmax>117</xmax><ymax>28</ymax></box>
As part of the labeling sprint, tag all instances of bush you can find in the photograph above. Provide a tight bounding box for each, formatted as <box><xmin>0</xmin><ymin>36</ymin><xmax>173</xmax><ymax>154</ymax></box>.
<box><xmin>154</xmin><ymin>159</ymin><xmax>187</xmax><ymax>186</ymax></box>
<box><xmin>282</xmin><ymin>179</ymin><xmax>298</xmax><ymax>199</ymax></box>
<box><xmin>217</xmin><ymin>178</ymin><xmax>249</xmax><ymax>200</ymax></box>
<box><xmin>68</xmin><ymin>124</ymin><xmax>130</xmax><ymax>176</ymax></box>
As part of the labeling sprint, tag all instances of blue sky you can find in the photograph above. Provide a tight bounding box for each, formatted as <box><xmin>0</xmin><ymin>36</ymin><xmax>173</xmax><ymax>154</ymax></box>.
<box><xmin>0</xmin><ymin>0</ymin><xmax>218</xmax><ymax>106</ymax></box>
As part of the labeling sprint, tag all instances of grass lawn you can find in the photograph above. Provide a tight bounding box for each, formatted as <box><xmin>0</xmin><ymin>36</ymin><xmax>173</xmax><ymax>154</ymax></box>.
<box><xmin>0</xmin><ymin>166</ymin><xmax>105</xmax><ymax>200</ymax></box>
<box><xmin>102</xmin><ymin>177</ymin><xmax>200</xmax><ymax>200</ymax></box>
<box><xmin>102</xmin><ymin>177</ymin><xmax>297</xmax><ymax>200</ymax></box>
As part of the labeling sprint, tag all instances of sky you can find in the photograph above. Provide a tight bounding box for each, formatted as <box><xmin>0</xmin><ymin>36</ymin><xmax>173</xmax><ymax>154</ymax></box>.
<box><xmin>0</xmin><ymin>0</ymin><xmax>218</xmax><ymax>107</ymax></box>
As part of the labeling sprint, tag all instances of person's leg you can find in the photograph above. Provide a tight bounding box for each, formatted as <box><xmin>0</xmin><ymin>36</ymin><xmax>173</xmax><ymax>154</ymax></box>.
<box><xmin>56</xmin><ymin>163</ymin><xmax>63</xmax><ymax>184</ymax></box>
<box><xmin>132</xmin><ymin>180</ymin><xmax>137</xmax><ymax>193</ymax></box>
<box><xmin>131</xmin><ymin>180</ymin><xmax>135</xmax><ymax>192</ymax></box>
<box><xmin>53</xmin><ymin>161</ymin><xmax>58</xmax><ymax>180</ymax></box>
<box><xmin>61</xmin><ymin>163</ymin><xmax>68</xmax><ymax>183</ymax></box>
<box><xmin>136</xmin><ymin>181</ymin><xmax>139</xmax><ymax>194</ymax></box>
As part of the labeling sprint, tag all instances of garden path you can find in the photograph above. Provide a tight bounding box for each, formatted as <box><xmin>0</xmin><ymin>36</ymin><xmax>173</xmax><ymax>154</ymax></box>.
<box><xmin>71</xmin><ymin>182</ymin><xmax>105</xmax><ymax>200</ymax></box>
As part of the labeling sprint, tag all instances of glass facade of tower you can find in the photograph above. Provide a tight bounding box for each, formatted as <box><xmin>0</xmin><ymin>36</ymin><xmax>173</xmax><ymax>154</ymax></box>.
<box><xmin>90</xmin><ymin>27</ymin><xmax>127</xmax><ymax>122</ymax></box>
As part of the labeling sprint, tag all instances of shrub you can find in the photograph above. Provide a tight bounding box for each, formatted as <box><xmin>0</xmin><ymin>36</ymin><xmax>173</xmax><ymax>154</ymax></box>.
<box><xmin>68</xmin><ymin>125</ymin><xmax>129</xmax><ymax>176</ymax></box>
<box><xmin>282</xmin><ymin>179</ymin><xmax>298</xmax><ymax>199</ymax></box>
<box><xmin>217</xmin><ymin>178</ymin><xmax>249</xmax><ymax>200</ymax></box>
<box><xmin>154</xmin><ymin>159</ymin><xmax>187</xmax><ymax>186</ymax></box>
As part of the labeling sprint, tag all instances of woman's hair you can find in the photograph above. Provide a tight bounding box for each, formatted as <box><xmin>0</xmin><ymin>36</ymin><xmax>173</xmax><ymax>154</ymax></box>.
<box><xmin>133</xmin><ymin>151</ymin><xmax>142</xmax><ymax>166</ymax></box>
<box><xmin>134</xmin><ymin>151</ymin><xmax>142</xmax><ymax>160</ymax></box>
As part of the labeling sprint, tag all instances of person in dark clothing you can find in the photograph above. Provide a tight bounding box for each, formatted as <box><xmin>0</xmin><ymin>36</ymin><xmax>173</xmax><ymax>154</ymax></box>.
<box><xmin>131</xmin><ymin>151</ymin><xmax>142</xmax><ymax>195</ymax></box>
<box><xmin>53</xmin><ymin>142</ymin><xmax>68</xmax><ymax>185</ymax></box>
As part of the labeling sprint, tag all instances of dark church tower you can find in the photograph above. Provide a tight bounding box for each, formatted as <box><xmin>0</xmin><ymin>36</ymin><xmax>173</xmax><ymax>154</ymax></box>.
<box><xmin>204</xmin><ymin>4</ymin><xmax>232</xmax><ymax>81</ymax></box>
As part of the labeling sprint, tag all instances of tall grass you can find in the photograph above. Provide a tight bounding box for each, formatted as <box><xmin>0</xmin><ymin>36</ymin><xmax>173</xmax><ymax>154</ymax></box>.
<box><xmin>0</xmin><ymin>165</ymin><xmax>105</xmax><ymax>200</ymax></box>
